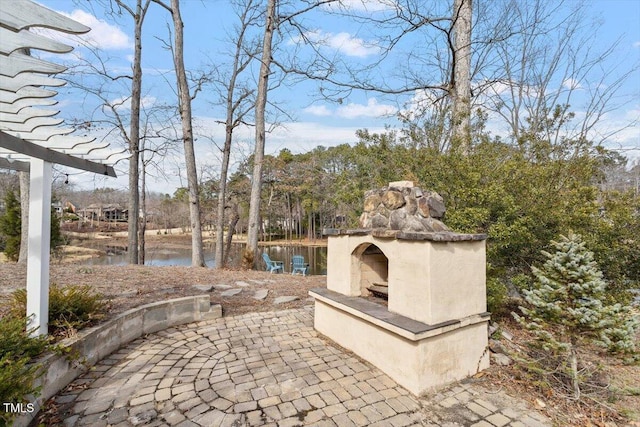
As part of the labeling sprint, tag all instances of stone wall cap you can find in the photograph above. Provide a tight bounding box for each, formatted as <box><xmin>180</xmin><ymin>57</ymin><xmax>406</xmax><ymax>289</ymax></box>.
<box><xmin>323</xmin><ymin>228</ymin><xmax>487</xmax><ymax>241</ymax></box>
<box><xmin>388</xmin><ymin>180</ymin><xmax>415</xmax><ymax>188</ymax></box>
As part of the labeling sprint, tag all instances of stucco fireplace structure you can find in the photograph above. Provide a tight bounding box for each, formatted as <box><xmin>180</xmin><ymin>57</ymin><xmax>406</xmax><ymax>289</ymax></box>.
<box><xmin>309</xmin><ymin>181</ymin><xmax>490</xmax><ymax>395</ymax></box>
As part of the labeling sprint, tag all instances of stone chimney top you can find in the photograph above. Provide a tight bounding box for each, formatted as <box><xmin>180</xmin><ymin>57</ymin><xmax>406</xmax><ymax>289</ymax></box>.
<box><xmin>359</xmin><ymin>182</ymin><xmax>449</xmax><ymax>233</ymax></box>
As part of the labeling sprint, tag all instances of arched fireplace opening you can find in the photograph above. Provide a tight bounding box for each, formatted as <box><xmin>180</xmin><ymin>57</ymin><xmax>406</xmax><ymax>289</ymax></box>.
<box><xmin>353</xmin><ymin>243</ymin><xmax>389</xmax><ymax>300</ymax></box>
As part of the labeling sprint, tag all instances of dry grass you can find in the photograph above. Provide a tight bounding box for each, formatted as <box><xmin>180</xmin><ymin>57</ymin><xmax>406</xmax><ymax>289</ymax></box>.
<box><xmin>0</xmin><ymin>263</ymin><xmax>325</xmax><ymax>319</ymax></box>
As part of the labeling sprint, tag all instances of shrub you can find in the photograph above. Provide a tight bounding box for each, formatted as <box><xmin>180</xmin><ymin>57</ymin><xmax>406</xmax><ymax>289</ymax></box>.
<box><xmin>513</xmin><ymin>233</ymin><xmax>638</xmax><ymax>401</ymax></box>
<box><xmin>486</xmin><ymin>277</ymin><xmax>508</xmax><ymax>316</ymax></box>
<box><xmin>0</xmin><ymin>316</ymin><xmax>50</xmax><ymax>427</ymax></box>
<box><xmin>8</xmin><ymin>284</ymin><xmax>105</xmax><ymax>336</ymax></box>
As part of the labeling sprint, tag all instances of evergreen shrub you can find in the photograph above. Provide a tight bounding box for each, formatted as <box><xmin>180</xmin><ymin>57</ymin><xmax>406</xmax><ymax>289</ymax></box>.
<box><xmin>0</xmin><ymin>190</ymin><xmax>21</xmax><ymax>261</ymax></box>
<box><xmin>8</xmin><ymin>284</ymin><xmax>105</xmax><ymax>336</ymax></box>
<box><xmin>513</xmin><ymin>234</ymin><xmax>638</xmax><ymax>400</ymax></box>
<box><xmin>0</xmin><ymin>316</ymin><xmax>49</xmax><ymax>427</ymax></box>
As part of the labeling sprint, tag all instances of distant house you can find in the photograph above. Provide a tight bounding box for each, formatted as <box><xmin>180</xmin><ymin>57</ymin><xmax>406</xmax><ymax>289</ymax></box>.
<box><xmin>81</xmin><ymin>204</ymin><xmax>128</xmax><ymax>222</ymax></box>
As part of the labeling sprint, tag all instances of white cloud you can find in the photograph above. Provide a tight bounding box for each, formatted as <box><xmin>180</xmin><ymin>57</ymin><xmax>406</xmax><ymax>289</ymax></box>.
<box><xmin>34</xmin><ymin>8</ymin><xmax>132</xmax><ymax>51</ymax></box>
<box><xmin>634</xmin><ymin>41</ymin><xmax>640</xmax><ymax>48</ymax></box>
<box><xmin>66</xmin><ymin>10</ymin><xmax>131</xmax><ymax>50</ymax></box>
<box><xmin>400</xmin><ymin>89</ymin><xmax>443</xmax><ymax>120</ymax></box>
<box><xmin>562</xmin><ymin>78</ymin><xmax>582</xmax><ymax>90</ymax></box>
<box><xmin>337</xmin><ymin>98</ymin><xmax>397</xmax><ymax>118</ymax></box>
<box><xmin>328</xmin><ymin>32</ymin><xmax>380</xmax><ymax>57</ymax></box>
<box><xmin>302</xmin><ymin>99</ymin><xmax>398</xmax><ymax>119</ymax></box>
<box><xmin>292</xmin><ymin>30</ymin><xmax>380</xmax><ymax>58</ymax></box>
<box><xmin>303</xmin><ymin>105</ymin><xmax>332</xmax><ymax>117</ymax></box>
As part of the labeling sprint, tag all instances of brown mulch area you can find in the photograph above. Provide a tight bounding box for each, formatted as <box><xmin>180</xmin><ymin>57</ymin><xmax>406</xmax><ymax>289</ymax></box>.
<box><xmin>0</xmin><ymin>263</ymin><xmax>326</xmax><ymax>319</ymax></box>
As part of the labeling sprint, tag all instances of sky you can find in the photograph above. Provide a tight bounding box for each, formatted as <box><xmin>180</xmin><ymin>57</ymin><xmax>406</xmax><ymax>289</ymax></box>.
<box><xmin>32</xmin><ymin>0</ymin><xmax>640</xmax><ymax>194</ymax></box>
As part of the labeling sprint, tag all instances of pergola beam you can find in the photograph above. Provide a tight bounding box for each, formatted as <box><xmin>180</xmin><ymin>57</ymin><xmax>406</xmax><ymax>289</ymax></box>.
<box><xmin>0</xmin><ymin>131</ymin><xmax>117</xmax><ymax>177</ymax></box>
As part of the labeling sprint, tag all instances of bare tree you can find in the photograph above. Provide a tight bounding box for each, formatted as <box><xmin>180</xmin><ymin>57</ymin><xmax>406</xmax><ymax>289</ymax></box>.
<box><xmin>480</xmin><ymin>0</ymin><xmax>638</xmax><ymax>155</ymax></box>
<box><xmin>153</xmin><ymin>0</ymin><xmax>205</xmax><ymax>266</ymax></box>
<box><xmin>273</xmin><ymin>1</ymin><xmax>472</xmax><ymax>153</ymax></box>
<box><xmin>103</xmin><ymin>0</ymin><xmax>153</xmax><ymax>264</ymax></box>
<box><xmin>137</xmin><ymin>108</ymin><xmax>178</xmax><ymax>263</ymax></box>
<box><xmin>245</xmin><ymin>0</ymin><xmax>340</xmax><ymax>266</ymax></box>
<box><xmin>451</xmin><ymin>0</ymin><xmax>472</xmax><ymax>149</ymax></box>
<box><xmin>209</xmin><ymin>0</ymin><xmax>260</xmax><ymax>269</ymax></box>
<box><xmin>246</xmin><ymin>0</ymin><xmax>277</xmax><ymax>265</ymax></box>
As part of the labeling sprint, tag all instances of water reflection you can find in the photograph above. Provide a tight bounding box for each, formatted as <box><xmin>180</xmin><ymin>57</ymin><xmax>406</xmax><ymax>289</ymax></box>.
<box><xmin>79</xmin><ymin>243</ymin><xmax>328</xmax><ymax>275</ymax></box>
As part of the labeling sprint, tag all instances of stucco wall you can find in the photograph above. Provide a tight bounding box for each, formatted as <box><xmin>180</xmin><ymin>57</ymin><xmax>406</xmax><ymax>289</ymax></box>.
<box><xmin>326</xmin><ymin>234</ymin><xmax>486</xmax><ymax>325</ymax></box>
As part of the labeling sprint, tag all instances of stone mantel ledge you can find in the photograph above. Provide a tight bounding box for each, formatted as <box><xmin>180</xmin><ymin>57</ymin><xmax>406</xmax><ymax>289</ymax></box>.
<box><xmin>309</xmin><ymin>287</ymin><xmax>490</xmax><ymax>341</ymax></box>
<box><xmin>322</xmin><ymin>228</ymin><xmax>487</xmax><ymax>242</ymax></box>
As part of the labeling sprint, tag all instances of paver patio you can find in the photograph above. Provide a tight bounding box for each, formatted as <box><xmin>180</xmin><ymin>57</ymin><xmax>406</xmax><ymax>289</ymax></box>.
<box><xmin>50</xmin><ymin>307</ymin><xmax>550</xmax><ymax>426</ymax></box>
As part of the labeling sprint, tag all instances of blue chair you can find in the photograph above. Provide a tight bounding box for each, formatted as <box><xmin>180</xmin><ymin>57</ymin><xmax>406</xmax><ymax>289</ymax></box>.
<box><xmin>291</xmin><ymin>255</ymin><xmax>310</xmax><ymax>276</ymax></box>
<box><xmin>262</xmin><ymin>253</ymin><xmax>284</xmax><ymax>274</ymax></box>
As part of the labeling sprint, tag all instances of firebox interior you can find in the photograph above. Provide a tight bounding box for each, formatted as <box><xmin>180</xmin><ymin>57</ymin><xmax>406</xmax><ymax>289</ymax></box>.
<box><xmin>353</xmin><ymin>243</ymin><xmax>389</xmax><ymax>299</ymax></box>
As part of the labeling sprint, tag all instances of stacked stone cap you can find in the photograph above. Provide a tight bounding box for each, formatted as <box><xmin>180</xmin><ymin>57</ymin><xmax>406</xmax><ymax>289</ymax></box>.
<box><xmin>359</xmin><ymin>181</ymin><xmax>450</xmax><ymax>233</ymax></box>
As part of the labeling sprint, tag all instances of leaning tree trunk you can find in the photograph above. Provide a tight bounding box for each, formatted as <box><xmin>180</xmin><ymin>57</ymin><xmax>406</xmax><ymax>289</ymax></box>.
<box><xmin>170</xmin><ymin>0</ymin><xmax>205</xmax><ymax>267</ymax></box>
<box><xmin>246</xmin><ymin>0</ymin><xmax>276</xmax><ymax>267</ymax></box>
<box><xmin>451</xmin><ymin>0</ymin><xmax>472</xmax><ymax>153</ymax></box>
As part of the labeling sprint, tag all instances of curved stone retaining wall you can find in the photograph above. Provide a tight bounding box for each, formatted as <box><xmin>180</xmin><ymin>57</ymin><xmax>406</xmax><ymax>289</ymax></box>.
<box><xmin>13</xmin><ymin>295</ymin><xmax>222</xmax><ymax>427</ymax></box>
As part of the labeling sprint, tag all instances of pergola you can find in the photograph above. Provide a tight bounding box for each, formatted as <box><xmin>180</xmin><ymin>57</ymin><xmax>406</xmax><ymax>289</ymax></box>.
<box><xmin>1</xmin><ymin>0</ymin><xmax>127</xmax><ymax>335</ymax></box>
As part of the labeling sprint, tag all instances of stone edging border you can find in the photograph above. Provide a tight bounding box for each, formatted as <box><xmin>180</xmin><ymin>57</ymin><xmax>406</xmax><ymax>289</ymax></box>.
<box><xmin>13</xmin><ymin>295</ymin><xmax>222</xmax><ymax>427</ymax></box>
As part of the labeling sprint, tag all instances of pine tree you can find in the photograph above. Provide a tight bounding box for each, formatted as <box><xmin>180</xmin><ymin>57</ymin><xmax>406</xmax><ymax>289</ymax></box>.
<box><xmin>0</xmin><ymin>190</ymin><xmax>21</xmax><ymax>261</ymax></box>
<box><xmin>513</xmin><ymin>233</ymin><xmax>638</xmax><ymax>399</ymax></box>
<box><xmin>0</xmin><ymin>191</ymin><xmax>65</xmax><ymax>261</ymax></box>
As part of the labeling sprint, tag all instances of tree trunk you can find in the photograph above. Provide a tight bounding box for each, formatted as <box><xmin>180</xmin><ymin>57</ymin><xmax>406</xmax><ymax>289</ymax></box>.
<box><xmin>214</xmin><ymin>125</ymin><xmax>232</xmax><ymax>268</ymax></box>
<box><xmin>17</xmin><ymin>171</ymin><xmax>29</xmax><ymax>264</ymax></box>
<box><xmin>170</xmin><ymin>0</ymin><xmax>205</xmax><ymax>267</ymax></box>
<box><xmin>451</xmin><ymin>0</ymin><xmax>472</xmax><ymax>152</ymax></box>
<box><xmin>127</xmin><ymin>0</ymin><xmax>145</xmax><ymax>264</ymax></box>
<box><xmin>247</xmin><ymin>0</ymin><xmax>276</xmax><ymax>266</ymax></box>
<box><xmin>223</xmin><ymin>202</ymin><xmax>240</xmax><ymax>267</ymax></box>
<box><xmin>286</xmin><ymin>193</ymin><xmax>291</xmax><ymax>242</ymax></box>
<box><xmin>138</xmin><ymin>149</ymin><xmax>147</xmax><ymax>265</ymax></box>
<box><xmin>569</xmin><ymin>344</ymin><xmax>581</xmax><ymax>400</ymax></box>
<box><xmin>215</xmin><ymin>82</ymin><xmax>239</xmax><ymax>268</ymax></box>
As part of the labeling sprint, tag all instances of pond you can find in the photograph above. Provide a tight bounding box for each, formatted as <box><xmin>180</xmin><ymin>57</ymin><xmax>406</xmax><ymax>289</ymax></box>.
<box><xmin>79</xmin><ymin>242</ymin><xmax>328</xmax><ymax>276</ymax></box>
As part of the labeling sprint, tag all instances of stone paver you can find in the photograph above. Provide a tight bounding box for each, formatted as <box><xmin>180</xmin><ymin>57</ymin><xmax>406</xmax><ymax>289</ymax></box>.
<box><xmin>253</xmin><ymin>289</ymin><xmax>269</xmax><ymax>300</ymax></box>
<box><xmin>273</xmin><ymin>296</ymin><xmax>299</xmax><ymax>304</ymax></box>
<box><xmin>220</xmin><ymin>288</ymin><xmax>242</xmax><ymax>297</ymax></box>
<box><xmin>51</xmin><ymin>308</ymin><xmax>551</xmax><ymax>426</ymax></box>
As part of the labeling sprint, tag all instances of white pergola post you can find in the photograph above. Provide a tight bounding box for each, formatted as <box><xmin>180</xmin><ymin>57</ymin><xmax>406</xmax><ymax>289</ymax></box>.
<box><xmin>2</xmin><ymin>1</ymin><xmax>120</xmax><ymax>337</ymax></box>
<box><xmin>25</xmin><ymin>158</ymin><xmax>52</xmax><ymax>336</ymax></box>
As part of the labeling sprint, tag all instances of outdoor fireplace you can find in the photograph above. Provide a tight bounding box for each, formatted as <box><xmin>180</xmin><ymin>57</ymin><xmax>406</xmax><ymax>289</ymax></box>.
<box><xmin>310</xmin><ymin>181</ymin><xmax>490</xmax><ymax>395</ymax></box>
